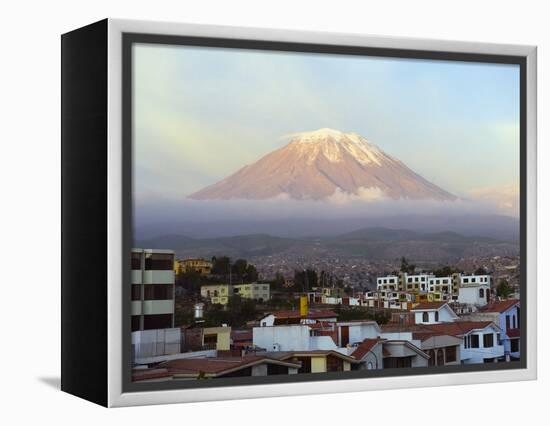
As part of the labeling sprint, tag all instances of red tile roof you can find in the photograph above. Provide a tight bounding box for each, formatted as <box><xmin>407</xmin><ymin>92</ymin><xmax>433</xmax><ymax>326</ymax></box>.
<box><xmin>352</xmin><ymin>339</ymin><xmax>383</xmax><ymax>360</ymax></box>
<box><xmin>160</xmin><ymin>355</ymin><xmax>301</xmax><ymax>376</ymax></box>
<box><xmin>132</xmin><ymin>368</ymin><xmax>173</xmax><ymax>382</ymax></box>
<box><xmin>479</xmin><ymin>299</ymin><xmax>519</xmax><ymax>313</ymax></box>
<box><xmin>411</xmin><ymin>302</ymin><xmax>447</xmax><ymax>311</ymax></box>
<box><xmin>423</xmin><ymin>321</ymin><xmax>497</xmax><ymax>336</ymax></box>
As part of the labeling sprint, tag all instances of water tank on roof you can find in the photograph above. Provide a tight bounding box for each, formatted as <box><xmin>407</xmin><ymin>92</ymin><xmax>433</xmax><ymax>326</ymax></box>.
<box><xmin>194</xmin><ymin>303</ymin><xmax>204</xmax><ymax>319</ymax></box>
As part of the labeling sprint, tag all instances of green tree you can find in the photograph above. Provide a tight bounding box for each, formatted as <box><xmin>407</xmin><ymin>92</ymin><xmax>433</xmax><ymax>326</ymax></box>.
<box><xmin>475</xmin><ymin>266</ymin><xmax>488</xmax><ymax>275</ymax></box>
<box><xmin>232</xmin><ymin>259</ymin><xmax>248</xmax><ymax>283</ymax></box>
<box><xmin>496</xmin><ymin>279</ymin><xmax>513</xmax><ymax>298</ymax></box>
<box><xmin>294</xmin><ymin>268</ymin><xmax>318</xmax><ymax>292</ymax></box>
<box><xmin>400</xmin><ymin>257</ymin><xmax>416</xmax><ymax>274</ymax></box>
<box><xmin>433</xmin><ymin>265</ymin><xmax>460</xmax><ymax>277</ymax></box>
<box><xmin>245</xmin><ymin>264</ymin><xmax>258</xmax><ymax>283</ymax></box>
<box><xmin>177</xmin><ymin>269</ymin><xmax>203</xmax><ymax>295</ymax></box>
<box><xmin>211</xmin><ymin>256</ymin><xmax>231</xmax><ymax>278</ymax></box>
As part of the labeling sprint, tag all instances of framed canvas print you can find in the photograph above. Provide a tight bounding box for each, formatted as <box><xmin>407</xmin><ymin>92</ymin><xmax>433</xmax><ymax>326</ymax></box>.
<box><xmin>61</xmin><ymin>18</ymin><xmax>537</xmax><ymax>407</ymax></box>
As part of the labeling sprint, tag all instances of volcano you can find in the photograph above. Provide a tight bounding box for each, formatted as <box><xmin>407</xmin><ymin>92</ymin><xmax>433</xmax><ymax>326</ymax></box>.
<box><xmin>188</xmin><ymin>128</ymin><xmax>456</xmax><ymax>201</ymax></box>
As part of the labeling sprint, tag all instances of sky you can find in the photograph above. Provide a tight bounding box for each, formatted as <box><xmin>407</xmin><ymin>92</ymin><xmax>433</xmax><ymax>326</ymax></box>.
<box><xmin>132</xmin><ymin>42</ymin><xmax>521</xmax><ymax>223</ymax></box>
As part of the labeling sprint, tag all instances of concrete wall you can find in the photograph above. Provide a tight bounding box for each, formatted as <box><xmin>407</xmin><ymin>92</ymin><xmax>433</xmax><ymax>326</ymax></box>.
<box><xmin>309</xmin><ymin>335</ymin><xmax>338</xmax><ymax>350</ymax></box>
<box><xmin>253</xmin><ymin>325</ymin><xmax>311</xmax><ymax>351</ymax></box>
<box><xmin>345</xmin><ymin>323</ymin><xmax>379</xmax><ymax>345</ymax></box>
<box><xmin>251</xmin><ymin>364</ymin><xmax>267</xmax><ymax>376</ymax></box>
<box><xmin>141</xmin><ymin>300</ymin><xmax>174</xmax><ymax>315</ymax></box>
<box><xmin>143</xmin><ymin>270</ymin><xmax>175</xmax><ymax>284</ymax></box>
<box><xmin>132</xmin><ymin>328</ymin><xmax>181</xmax><ymax>359</ymax></box>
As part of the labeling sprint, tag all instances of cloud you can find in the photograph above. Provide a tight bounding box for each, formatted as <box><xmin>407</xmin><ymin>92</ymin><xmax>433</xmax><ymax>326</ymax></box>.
<box><xmin>467</xmin><ymin>184</ymin><xmax>519</xmax><ymax>217</ymax></box>
<box><xmin>326</xmin><ymin>187</ymin><xmax>388</xmax><ymax>205</ymax></box>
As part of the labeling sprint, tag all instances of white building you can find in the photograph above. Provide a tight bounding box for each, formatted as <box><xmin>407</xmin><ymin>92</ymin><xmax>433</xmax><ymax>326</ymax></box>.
<box><xmin>376</xmin><ymin>272</ymin><xmax>492</xmax><ymax>307</ymax></box>
<box><xmin>457</xmin><ymin>274</ymin><xmax>491</xmax><ymax>306</ymax></box>
<box><xmin>376</xmin><ymin>275</ymin><xmax>399</xmax><ymax>291</ymax></box>
<box><xmin>131</xmin><ymin>248</ymin><xmax>175</xmax><ymax>331</ymax></box>
<box><xmin>253</xmin><ymin>325</ymin><xmax>339</xmax><ymax>352</ymax></box>
<box><xmin>411</xmin><ymin>302</ymin><xmax>458</xmax><ymax>324</ymax></box>
<box><xmin>336</xmin><ymin>321</ymin><xmax>381</xmax><ymax>346</ymax></box>
<box><xmin>425</xmin><ymin>321</ymin><xmax>504</xmax><ymax>364</ymax></box>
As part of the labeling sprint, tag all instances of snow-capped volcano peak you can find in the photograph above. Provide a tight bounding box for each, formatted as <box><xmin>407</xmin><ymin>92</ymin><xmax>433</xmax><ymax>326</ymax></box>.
<box><xmin>286</xmin><ymin>128</ymin><xmax>386</xmax><ymax>166</ymax></box>
<box><xmin>287</xmin><ymin>127</ymin><xmax>347</xmax><ymax>142</ymax></box>
<box><xmin>189</xmin><ymin>129</ymin><xmax>456</xmax><ymax>202</ymax></box>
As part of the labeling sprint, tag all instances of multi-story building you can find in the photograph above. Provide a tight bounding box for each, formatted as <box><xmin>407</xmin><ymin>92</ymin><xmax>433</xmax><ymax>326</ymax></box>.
<box><xmin>234</xmin><ymin>283</ymin><xmax>270</xmax><ymax>301</ymax></box>
<box><xmin>200</xmin><ymin>284</ymin><xmax>232</xmax><ymax>305</ymax></box>
<box><xmin>456</xmin><ymin>274</ymin><xmax>491</xmax><ymax>306</ymax></box>
<box><xmin>181</xmin><ymin>258</ymin><xmax>212</xmax><ymax>275</ymax></box>
<box><xmin>376</xmin><ymin>272</ymin><xmax>492</xmax><ymax>306</ymax></box>
<box><xmin>131</xmin><ymin>248</ymin><xmax>175</xmax><ymax>332</ymax></box>
<box><xmin>376</xmin><ymin>275</ymin><xmax>399</xmax><ymax>291</ymax></box>
<box><xmin>467</xmin><ymin>299</ymin><xmax>520</xmax><ymax>360</ymax></box>
<box><xmin>201</xmin><ymin>283</ymin><xmax>271</xmax><ymax>305</ymax></box>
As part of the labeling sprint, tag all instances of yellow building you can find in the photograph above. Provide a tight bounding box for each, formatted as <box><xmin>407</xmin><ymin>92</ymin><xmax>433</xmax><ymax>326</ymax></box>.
<box><xmin>281</xmin><ymin>351</ymin><xmax>353</xmax><ymax>373</ymax></box>
<box><xmin>234</xmin><ymin>283</ymin><xmax>270</xmax><ymax>301</ymax></box>
<box><xmin>201</xmin><ymin>283</ymin><xmax>271</xmax><ymax>304</ymax></box>
<box><xmin>182</xmin><ymin>258</ymin><xmax>212</xmax><ymax>275</ymax></box>
<box><xmin>201</xmin><ymin>284</ymin><xmax>232</xmax><ymax>305</ymax></box>
<box><xmin>202</xmin><ymin>326</ymin><xmax>231</xmax><ymax>350</ymax></box>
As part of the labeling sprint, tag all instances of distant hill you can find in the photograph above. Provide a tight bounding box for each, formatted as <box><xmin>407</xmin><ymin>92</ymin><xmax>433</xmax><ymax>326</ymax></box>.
<box><xmin>136</xmin><ymin>227</ymin><xmax>518</xmax><ymax>262</ymax></box>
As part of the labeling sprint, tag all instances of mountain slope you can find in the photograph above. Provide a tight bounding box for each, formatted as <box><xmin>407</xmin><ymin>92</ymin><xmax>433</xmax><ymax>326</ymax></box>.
<box><xmin>189</xmin><ymin>128</ymin><xmax>456</xmax><ymax>201</ymax></box>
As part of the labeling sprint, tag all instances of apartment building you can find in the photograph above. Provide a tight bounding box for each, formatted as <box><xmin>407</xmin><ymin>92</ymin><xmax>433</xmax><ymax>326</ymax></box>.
<box><xmin>234</xmin><ymin>283</ymin><xmax>270</xmax><ymax>301</ymax></box>
<box><xmin>200</xmin><ymin>284</ymin><xmax>231</xmax><ymax>305</ymax></box>
<box><xmin>182</xmin><ymin>258</ymin><xmax>212</xmax><ymax>275</ymax></box>
<box><xmin>131</xmin><ymin>248</ymin><xmax>175</xmax><ymax>332</ymax></box>
<box><xmin>377</xmin><ymin>272</ymin><xmax>492</xmax><ymax>306</ymax></box>
<box><xmin>200</xmin><ymin>283</ymin><xmax>271</xmax><ymax>305</ymax></box>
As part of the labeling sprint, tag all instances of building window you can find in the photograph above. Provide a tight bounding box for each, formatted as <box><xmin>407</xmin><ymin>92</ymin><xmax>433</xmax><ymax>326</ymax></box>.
<box><xmin>483</xmin><ymin>333</ymin><xmax>494</xmax><ymax>348</ymax></box>
<box><xmin>204</xmin><ymin>334</ymin><xmax>218</xmax><ymax>345</ymax></box>
<box><xmin>512</xmin><ymin>315</ymin><xmax>517</xmax><ymax>328</ymax></box>
<box><xmin>131</xmin><ymin>315</ymin><xmax>141</xmax><ymax>332</ymax></box>
<box><xmin>422</xmin><ymin>312</ymin><xmax>429</xmax><ymax>322</ymax></box>
<box><xmin>470</xmin><ymin>334</ymin><xmax>480</xmax><ymax>348</ymax></box>
<box><xmin>506</xmin><ymin>315</ymin><xmax>511</xmax><ymax>330</ymax></box>
<box><xmin>131</xmin><ymin>285</ymin><xmax>141</xmax><ymax>301</ymax></box>
<box><xmin>144</xmin><ymin>284</ymin><xmax>173</xmax><ymax>300</ymax></box>
<box><xmin>497</xmin><ymin>333</ymin><xmax>501</xmax><ymax>345</ymax></box>
<box><xmin>463</xmin><ymin>278</ymin><xmax>469</xmax><ymax>284</ymax></box>
<box><xmin>479</xmin><ymin>288</ymin><xmax>484</xmax><ymax>298</ymax></box>
<box><xmin>434</xmin><ymin>311</ymin><xmax>439</xmax><ymax>322</ymax></box>
<box><xmin>510</xmin><ymin>339</ymin><xmax>519</xmax><ymax>353</ymax></box>
<box><xmin>143</xmin><ymin>314</ymin><xmax>173</xmax><ymax>330</ymax></box>
<box><xmin>464</xmin><ymin>336</ymin><xmax>470</xmax><ymax>348</ymax></box>
<box><xmin>131</xmin><ymin>252</ymin><xmax>142</xmax><ymax>270</ymax></box>
<box><xmin>145</xmin><ymin>253</ymin><xmax>174</xmax><ymax>270</ymax></box>
<box><xmin>445</xmin><ymin>346</ymin><xmax>457</xmax><ymax>363</ymax></box>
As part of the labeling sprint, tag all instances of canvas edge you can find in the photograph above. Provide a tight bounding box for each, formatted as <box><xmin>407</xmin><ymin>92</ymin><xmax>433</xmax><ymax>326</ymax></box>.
<box><xmin>106</xmin><ymin>18</ymin><xmax>538</xmax><ymax>408</ymax></box>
